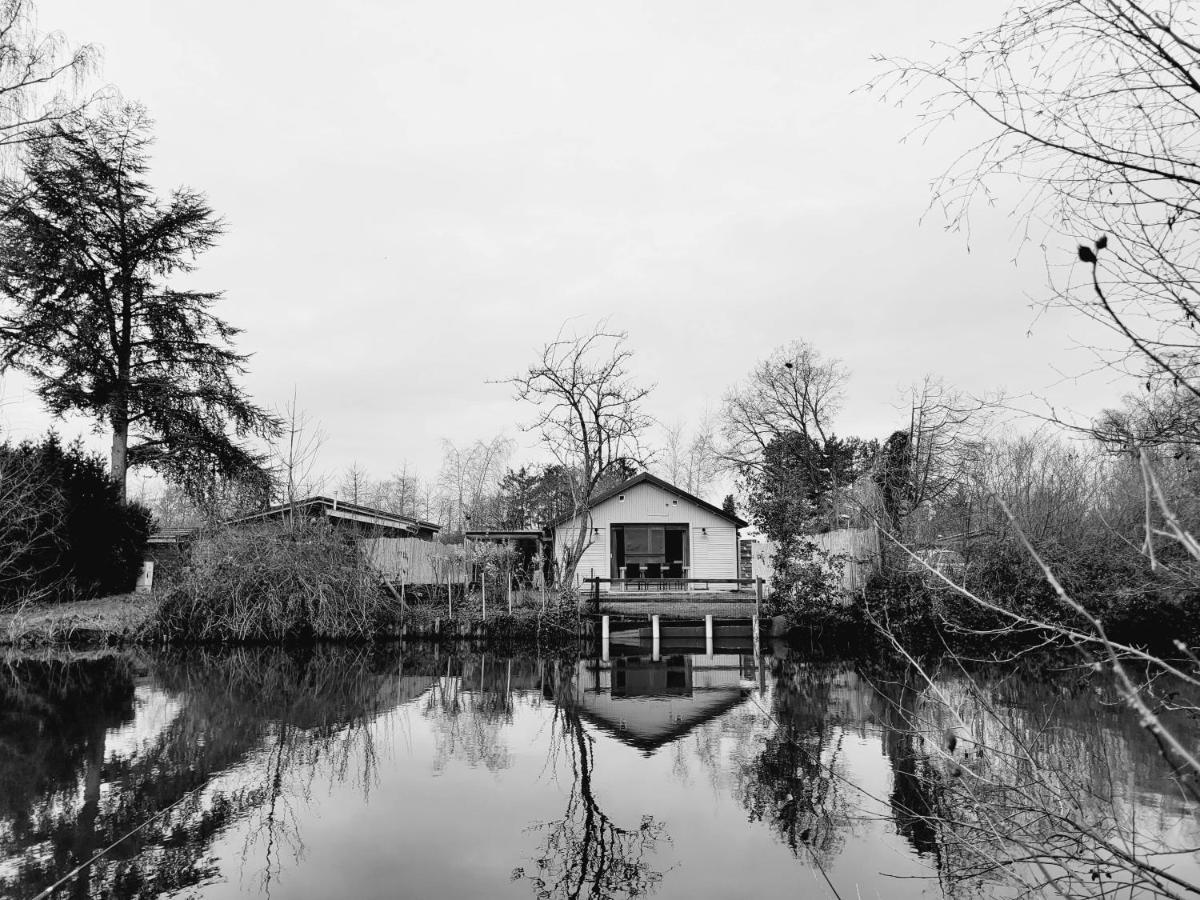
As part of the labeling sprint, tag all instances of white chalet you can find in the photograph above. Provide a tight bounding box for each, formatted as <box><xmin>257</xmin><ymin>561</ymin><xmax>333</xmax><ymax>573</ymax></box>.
<box><xmin>551</xmin><ymin>472</ymin><xmax>748</xmax><ymax>592</ymax></box>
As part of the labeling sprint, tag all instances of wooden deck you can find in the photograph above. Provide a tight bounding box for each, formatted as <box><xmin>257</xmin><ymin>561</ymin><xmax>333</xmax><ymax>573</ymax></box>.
<box><xmin>591</xmin><ymin>592</ymin><xmax>759</xmax><ymax>617</ymax></box>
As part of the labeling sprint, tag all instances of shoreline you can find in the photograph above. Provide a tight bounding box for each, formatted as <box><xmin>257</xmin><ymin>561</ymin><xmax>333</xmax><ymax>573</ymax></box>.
<box><xmin>0</xmin><ymin>593</ymin><xmax>592</xmax><ymax>648</ymax></box>
<box><xmin>0</xmin><ymin>593</ymin><xmax>154</xmax><ymax>646</ymax></box>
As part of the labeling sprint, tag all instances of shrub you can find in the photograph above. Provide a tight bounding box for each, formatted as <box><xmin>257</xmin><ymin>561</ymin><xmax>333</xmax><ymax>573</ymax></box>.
<box><xmin>763</xmin><ymin>538</ymin><xmax>864</xmax><ymax>646</ymax></box>
<box><xmin>148</xmin><ymin>522</ymin><xmax>396</xmax><ymax>642</ymax></box>
<box><xmin>0</xmin><ymin>434</ymin><xmax>150</xmax><ymax>605</ymax></box>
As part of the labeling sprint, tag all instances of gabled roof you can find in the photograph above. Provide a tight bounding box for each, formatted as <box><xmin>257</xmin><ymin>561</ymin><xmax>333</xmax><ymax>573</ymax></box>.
<box><xmin>577</xmin><ymin>688</ymin><xmax>752</xmax><ymax>755</ymax></box>
<box><xmin>225</xmin><ymin>496</ymin><xmax>440</xmax><ymax>535</ymax></box>
<box><xmin>552</xmin><ymin>472</ymin><xmax>748</xmax><ymax>528</ymax></box>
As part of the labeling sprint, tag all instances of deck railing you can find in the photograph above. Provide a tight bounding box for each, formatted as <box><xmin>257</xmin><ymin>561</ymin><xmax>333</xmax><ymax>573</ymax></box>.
<box><xmin>581</xmin><ymin>576</ymin><xmax>764</xmax><ymax>617</ymax></box>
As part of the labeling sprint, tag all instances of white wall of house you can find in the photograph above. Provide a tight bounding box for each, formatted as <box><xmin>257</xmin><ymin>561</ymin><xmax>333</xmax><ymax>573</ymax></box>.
<box><xmin>556</xmin><ymin>525</ymin><xmax>609</xmax><ymax>586</ymax></box>
<box><xmin>554</xmin><ymin>480</ymin><xmax>739</xmax><ymax>590</ymax></box>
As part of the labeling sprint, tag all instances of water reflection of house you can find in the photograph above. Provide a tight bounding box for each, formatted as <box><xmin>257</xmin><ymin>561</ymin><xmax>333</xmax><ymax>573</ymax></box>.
<box><xmin>570</xmin><ymin>654</ymin><xmax>756</xmax><ymax>754</ymax></box>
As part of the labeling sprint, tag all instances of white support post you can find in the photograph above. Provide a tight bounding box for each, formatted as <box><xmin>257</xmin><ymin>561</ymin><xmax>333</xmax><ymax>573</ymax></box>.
<box><xmin>601</xmin><ymin>615</ymin><xmax>610</xmax><ymax>663</ymax></box>
<box><xmin>753</xmin><ymin>614</ymin><xmax>763</xmax><ymax>692</ymax></box>
<box><xmin>651</xmin><ymin>615</ymin><xmax>661</xmax><ymax>662</ymax></box>
<box><xmin>705</xmin><ymin>614</ymin><xmax>714</xmax><ymax>659</ymax></box>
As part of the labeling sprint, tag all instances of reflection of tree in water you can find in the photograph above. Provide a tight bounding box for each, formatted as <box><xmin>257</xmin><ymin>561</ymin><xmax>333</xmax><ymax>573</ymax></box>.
<box><xmin>864</xmin><ymin>660</ymin><xmax>1200</xmax><ymax>898</ymax></box>
<box><xmin>869</xmin><ymin>668</ymin><xmax>944</xmax><ymax>860</ymax></box>
<box><xmin>732</xmin><ymin>656</ymin><xmax>848</xmax><ymax>868</ymax></box>
<box><xmin>0</xmin><ymin>644</ymin><xmax>408</xmax><ymax>900</ymax></box>
<box><xmin>512</xmin><ymin>661</ymin><xmax>668</xmax><ymax>900</ymax></box>
<box><xmin>0</xmin><ymin>652</ymin><xmax>254</xmax><ymax>900</ymax></box>
<box><xmin>422</xmin><ymin>653</ymin><xmax>541</xmax><ymax>773</ymax></box>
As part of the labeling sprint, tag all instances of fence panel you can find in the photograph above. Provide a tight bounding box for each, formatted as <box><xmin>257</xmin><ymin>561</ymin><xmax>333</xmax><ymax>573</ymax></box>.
<box><xmin>362</xmin><ymin>537</ymin><xmax>459</xmax><ymax>584</ymax></box>
<box><xmin>748</xmin><ymin>526</ymin><xmax>881</xmax><ymax>597</ymax></box>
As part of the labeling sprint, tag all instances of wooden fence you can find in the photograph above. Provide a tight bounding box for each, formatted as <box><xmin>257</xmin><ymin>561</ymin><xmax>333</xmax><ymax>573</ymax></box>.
<box><xmin>748</xmin><ymin>526</ymin><xmax>881</xmax><ymax>598</ymax></box>
<box><xmin>361</xmin><ymin>538</ymin><xmax>460</xmax><ymax>584</ymax></box>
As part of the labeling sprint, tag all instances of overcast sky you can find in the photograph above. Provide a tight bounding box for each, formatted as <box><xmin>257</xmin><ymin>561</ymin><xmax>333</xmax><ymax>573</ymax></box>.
<box><xmin>0</xmin><ymin>0</ymin><xmax>1126</xmax><ymax>496</ymax></box>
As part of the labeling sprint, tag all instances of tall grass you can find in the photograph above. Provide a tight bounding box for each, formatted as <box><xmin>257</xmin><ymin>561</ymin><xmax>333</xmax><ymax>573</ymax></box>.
<box><xmin>147</xmin><ymin>522</ymin><xmax>397</xmax><ymax>642</ymax></box>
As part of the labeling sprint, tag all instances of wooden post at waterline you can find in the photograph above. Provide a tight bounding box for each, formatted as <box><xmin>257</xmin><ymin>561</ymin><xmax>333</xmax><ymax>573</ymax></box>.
<box><xmin>601</xmin><ymin>615</ymin><xmax>610</xmax><ymax>663</ymax></box>
<box><xmin>754</xmin><ymin>577</ymin><xmax>765</xmax><ymax>691</ymax></box>
<box><xmin>651</xmin><ymin>614</ymin><xmax>661</xmax><ymax>662</ymax></box>
<box><xmin>705</xmin><ymin>614</ymin><xmax>713</xmax><ymax>659</ymax></box>
<box><xmin>753</xmin><ymin>614</ymin><xmax>764</xmax><ymax>692</ymax></box>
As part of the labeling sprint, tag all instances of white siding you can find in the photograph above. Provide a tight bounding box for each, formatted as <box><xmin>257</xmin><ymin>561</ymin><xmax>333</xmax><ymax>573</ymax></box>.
<box><xmin>689</xmin><ymin>525</ymin><xmax>738</xmax><ymax>583</ymax></box>
<box><xmin>554</xmin><ymin>480</ymin><xmax>739</xmax><ymax>588</ymax></box>
<box><xmin>557</xmin><ymin>526</ymin><xmax>609</xmax><ymax>587</ymax></box>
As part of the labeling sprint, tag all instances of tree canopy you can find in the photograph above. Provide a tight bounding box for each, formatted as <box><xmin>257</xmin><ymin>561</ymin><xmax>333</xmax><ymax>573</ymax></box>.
<box><xmin>0</xmin><ymin>105</ymin><xmax>276</xmax><ymax>500</ymax></box>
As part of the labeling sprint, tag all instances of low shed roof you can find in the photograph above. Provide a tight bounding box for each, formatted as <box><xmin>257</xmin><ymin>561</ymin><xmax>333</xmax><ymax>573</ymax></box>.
<box><xmin>226</xmin><ymin>496</ymin><xmax>440</xmax><ymax>536</ymax></box>
<box><xmin>464</xmin><ymin>529</ymin><xmax>548</xmax><ymax>541</ymax></box>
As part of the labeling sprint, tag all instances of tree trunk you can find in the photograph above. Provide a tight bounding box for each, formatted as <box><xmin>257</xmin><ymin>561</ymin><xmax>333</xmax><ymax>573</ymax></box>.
<box><xmin>110</xmin><ymin>408</ymin><xmax>129</xmax><ymax>501</ymax></box>
<box><xmin>111</xmin><ymin>272</ymin><xmax>134</xmax><ymax>502</ymax></box>
<box><xmin>70</xmin><ymin>729</ymin><xmax>105</xmax><ymax>900</ymax></box>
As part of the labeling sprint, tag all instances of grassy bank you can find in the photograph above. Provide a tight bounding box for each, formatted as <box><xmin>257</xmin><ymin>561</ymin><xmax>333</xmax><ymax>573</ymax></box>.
<box><xmin>0</xmin><ymin>591</ymin><xmax>586</xmax><ymax>648</ymax></box>
<box><xmin>0</xmin><ymin>593</ymin><xmax>155</xmax><ymax>646</ymax></box>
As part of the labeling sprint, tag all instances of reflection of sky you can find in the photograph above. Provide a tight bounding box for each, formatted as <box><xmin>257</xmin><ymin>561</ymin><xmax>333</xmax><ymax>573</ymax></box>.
<box><xmin>102</xmin><ymin>685</ymin><xmax>182</xmax><ymax>765</ymax></box>
<box><xmin>5</xmin><ymin>650</ymin><xmax>1198</xmax><ymax>900</ymax></box>
<box><xmin>189</xmin><ymin>664</ymin><xmax>937</xmax><ymax>900</ymax></box>
<box><xmin>38</xmin><ymin>653</ymin><xmax>1188</xmax><ymax>900</ymax></box>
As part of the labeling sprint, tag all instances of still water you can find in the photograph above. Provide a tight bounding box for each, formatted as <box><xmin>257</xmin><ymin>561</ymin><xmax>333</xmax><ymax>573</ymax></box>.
<box><xmin>1</xmin><ymin>638</ymin><xmax>1198</xmax><ymax>899</ymax></box>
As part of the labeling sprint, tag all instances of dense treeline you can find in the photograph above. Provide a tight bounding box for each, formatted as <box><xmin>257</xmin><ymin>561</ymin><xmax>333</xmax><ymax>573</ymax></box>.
<box><xmin>723</xmin><ymin>347</ymin><xmax>1200</xmax><ymax>648</ymax></box>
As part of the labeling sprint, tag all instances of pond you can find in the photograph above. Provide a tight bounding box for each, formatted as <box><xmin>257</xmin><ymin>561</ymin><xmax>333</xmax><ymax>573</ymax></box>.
<box><xmin>2</xmin><ymin>638</ymin><xmax>1198</xmax><ymax>899</ymax></box>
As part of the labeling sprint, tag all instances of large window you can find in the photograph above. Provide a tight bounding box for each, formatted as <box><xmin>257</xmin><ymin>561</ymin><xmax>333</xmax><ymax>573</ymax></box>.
<box><xmin>624</xmin><ymin>526</ymin><xmax>665</xmax><ymax>557</ymax></box>
<box><xmin>611</xmin><ymin>524</ymin><xmax>689</xmax><ymax>579</ymax></box>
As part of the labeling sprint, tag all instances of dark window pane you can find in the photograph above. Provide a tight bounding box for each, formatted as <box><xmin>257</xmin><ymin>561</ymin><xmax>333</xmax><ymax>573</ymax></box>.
<box><xmin>626</xmin><ymin>527</ymin><xmax>649</xmax><ymax>554</ymax></box>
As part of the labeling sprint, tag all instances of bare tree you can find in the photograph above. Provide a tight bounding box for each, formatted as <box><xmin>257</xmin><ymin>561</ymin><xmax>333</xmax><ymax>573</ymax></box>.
<box><xmin>720</xmin><ymin>340</ymin><xmax>848</xmax><ymax>474</ymax></box>
<box><xmin>0</xmin><ymin>443</ymin><xmax>63</xmax><ymax>607</ymax></box>
<box><xmin>508</xmin><ymin>324</ymin><xmax>652</xmax><ymax>588</ymax></box>
<box><xmin>683</xmin><ymin>409</ymin><xmax>722</xmax><ymax>497</ymax></box>
<box><xmin>436</xmin><ymin>435</ymin><xmax>514</xmax><ymax>532</ymax></box>
<box><xmin>871</xmin><ymin>0</ymin><xmax>1200</xmax><ymax>407</ymax></box>
<box><xmin>0</xmin><ymin>0</ymin><xmax>97</xmax><ymax>153</ymax></box>
<box><xmin>377</xmin><ymin>459</ymin><xmax>419</xmax><ymax>517</ymax></box>
<box><xmin>270</xmin><ymin>389</ymin><xmax>326</xmax><ymax>510</ymax></box>
<box><xmin>339</xmin><ymin>461</ymin><xmax>369</xmax><ymax>506</ymax></box>
<box><xmin>877</xmin><ymin>377</ymin><xmax>986</xmax><ymax>537</ymax></box>
<box><xmin>660</xmin><ymin>419</ymin><xmax>686</xmax><ymax>486</ymax></box>
<box><xmin>656</xmin><ymin>411</ymin><xmax>722</xmax><ymax>497</ymax></box>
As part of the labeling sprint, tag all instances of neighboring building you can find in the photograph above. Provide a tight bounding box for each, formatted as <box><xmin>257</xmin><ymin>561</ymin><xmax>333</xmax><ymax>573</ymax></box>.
<box><xmin>550</xmin><ymin>472</ymin><xmax>748</xmax><ymax>591</ymax></box>
<box><xmin>225</xmin><ymin>496</ymin><xmax>441</xmax><ymax>539</ymax></box>
<box><xmin>145</xmin><ymin>496</ymin><xmax>441</xmax><ymax>588</ymax></box>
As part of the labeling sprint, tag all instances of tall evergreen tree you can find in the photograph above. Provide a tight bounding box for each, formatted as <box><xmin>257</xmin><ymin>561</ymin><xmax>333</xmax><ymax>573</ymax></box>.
<box><xmin>0</xmin><ymin>105</ymin><xmax>276</xmax><ymax>499</ymax></box>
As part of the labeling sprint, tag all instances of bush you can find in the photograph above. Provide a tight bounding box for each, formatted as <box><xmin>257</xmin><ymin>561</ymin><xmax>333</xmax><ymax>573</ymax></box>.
<box><xmin>765</xmin><ymin>538</ymin><xmax>848</xmax><ymax>618</ymax></box>
<box><xmin>148</xmin><ymin>522</ymin><xmax>396</xmax><ymax>642</ymax></box>
<box><xmin>0</xmin><ymin>434</ymin><xmax>150</xmax><ymax>605</ymax></box>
